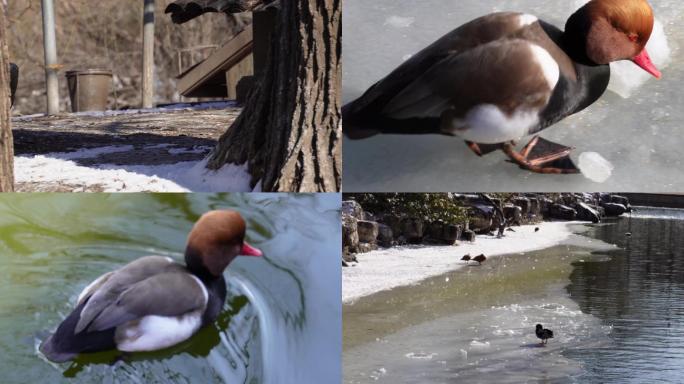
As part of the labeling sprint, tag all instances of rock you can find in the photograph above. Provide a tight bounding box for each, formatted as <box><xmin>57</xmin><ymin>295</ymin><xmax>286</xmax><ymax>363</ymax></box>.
<box><xmin>469</xmin><ymin>205</ymin><xmax>494</xmax><ymax>233</ymax></box>
<box><xmin>401</xmin><ymin>217</ymin><xmax>424</xmax><ymax>244</ymax></box>
<box><xmin>512</xmin><ymin>197</ymin><xmax>531</xmax><ymax>217</ymax></box>
<box><xmin>342</xmin><ymin>215</ymin><xmax>359</xmax><ymax>254</ymax></box>
<box><xmin>342</xmin><ymin>200</ymin><xmax>364</xmax><ymax>220</ymax></box>
<box><xmin>504</xmin><ymin>205</ymin><xmax>523</xmax><ymax>225</ymax></box>
<box><xmin>427</xmin><ymin>221</ymin><xmax>461</xmax><ymax>245</ymax></box>
<box><xmin>342</xmin><ymin>251</ymin><xmax>357</xmax><ymax>264</ymax></box>
<box><xmin>357</xmin><ymin>220</ymin><xmax>379</xmax><ymax>244</ymax></box>
<box><xmin>602</xmin><ymin>202</ymin><xmax>627</xmax><ymax>217</ymax></box>
<box><xmin>377</xmin><ymin>223</ymin><xmax>393</xmax><ymax>247</ymax></box>
<box><xmin>382</xmin><ymin>214</ymin><xmax>402</xmax><ymax>239</ymax></box>
<box><xmin>528</xmin><ymin>198</ymin><xmax>541</xmax><ymax>217</ymax></box>
<box><xmin>461</xmin><ymin>229</ymin><xmax>476</xmax><ymax>242</ymax></box>
<box><xmin>548</xmin><ymin>204</ymin><xmax>577</xmax><ymax>220</ymax></box>
<box><xmin>576</xmin><ymin>202</ymin><xmax>601</xmax><ymax>223</ymax></box>
<box><xmin>357</xmin><ymin>242</ymin><xmax>378</xmax><ymax>253</ymax></box>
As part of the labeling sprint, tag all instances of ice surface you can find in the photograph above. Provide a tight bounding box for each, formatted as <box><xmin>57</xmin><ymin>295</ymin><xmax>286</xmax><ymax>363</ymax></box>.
<box><xmin>345</xmin><ymin>285</ymin><xmax>612</xmax><ymax>384</ymax></box>
<box><xmin>343</xmin><ymin>0</ymin><xmax>682</xmax><ymax>192</ymax></box>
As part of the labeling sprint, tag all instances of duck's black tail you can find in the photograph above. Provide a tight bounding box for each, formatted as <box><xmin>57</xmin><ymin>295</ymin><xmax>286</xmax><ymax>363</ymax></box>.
<box><xmin>40</xmin><ymin>300</ymin><xmax>116</xmax><ymax>363</ymax></box>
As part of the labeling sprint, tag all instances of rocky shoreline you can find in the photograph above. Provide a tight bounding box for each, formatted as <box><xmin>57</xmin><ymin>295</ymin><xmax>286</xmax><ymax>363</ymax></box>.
<box><xmin>342</xmin><ymin>193</ymin><xmax>633</xmax><ymax>266</ymax></box>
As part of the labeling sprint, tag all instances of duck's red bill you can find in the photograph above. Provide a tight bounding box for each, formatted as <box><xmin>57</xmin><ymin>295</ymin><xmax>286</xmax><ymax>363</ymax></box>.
<box><xmin>632</xmin><ymin>49</ymin><xmax>662</xmax><ymax>79</ymax></box>
<box><xmin>241</xmin><ymin>242</ymin><xmax>263</xmax><ymax>257</ymax></box>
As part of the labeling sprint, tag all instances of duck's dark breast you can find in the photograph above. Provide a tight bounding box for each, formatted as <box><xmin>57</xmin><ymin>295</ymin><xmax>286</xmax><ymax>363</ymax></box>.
<box><xmin>201</xmin><ymin>277</ymin><xmax>227</xmax><ymax>326</ymax></box>
<box><xmin>522</xmin><ymin>21</ymin><xmax>611</xmax><ymax>134</ymax></box>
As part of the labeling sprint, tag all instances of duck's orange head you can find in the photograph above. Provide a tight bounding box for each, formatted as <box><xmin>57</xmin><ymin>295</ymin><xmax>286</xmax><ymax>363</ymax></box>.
<box><xmin>567</xmin><ymin>0</ymin><xmax>661</xmax><ymax>78</ymax></box>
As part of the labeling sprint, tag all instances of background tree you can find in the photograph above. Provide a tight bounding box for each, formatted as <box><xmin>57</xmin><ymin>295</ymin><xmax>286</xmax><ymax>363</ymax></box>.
<box><xmin>206</xmin><ymin>0</ymin><xmax>342</xmax><ymax>192</ymax></box>
<box><xmin>0</xmin><ymin>3</ymin><xmax>13</xmax><ymax>192</ymax></box>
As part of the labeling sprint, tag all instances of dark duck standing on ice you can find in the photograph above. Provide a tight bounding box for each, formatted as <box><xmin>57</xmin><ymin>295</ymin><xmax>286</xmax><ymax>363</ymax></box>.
<box><xmin>536</xmin><ymin>324</ymin><xmax>554</xmax><ymax>345</ymax></box>
<box><xmin>343</xmin><ymin>0</ymin><xmax>661</xmax><ymax>174</ymax></box>
<box><xmin>39</xmin><ymin>210</ymin><xmax>263</xmax><ymax>363</ymax></box>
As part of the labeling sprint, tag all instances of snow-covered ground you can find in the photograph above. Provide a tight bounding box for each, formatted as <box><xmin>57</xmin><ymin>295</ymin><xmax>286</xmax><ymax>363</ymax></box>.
<box><xmin>343</xmin><ymin>221</ymin><xmax>578</xmax><ymax>303</ymax></box>
<box><xmin>343</xmin><ymin>0</ymin><xmax>681</xmax><ymax>192</ymax></box>
<box><xmin>15</xmin><ymin>145</ymin><xmax>255</xmax><ymax>192</ymax></box>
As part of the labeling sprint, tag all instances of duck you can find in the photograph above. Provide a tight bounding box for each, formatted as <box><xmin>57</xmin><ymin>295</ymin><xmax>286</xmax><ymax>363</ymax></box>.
<box><xmin>535</xmin><ymin>323</ymin><xmax>554</xmax><ymax>345</ymax></box>
<box><xmin>343</xmin><ymin>0</ymin><xmax>661</xmax><ymax>174</ymax></box>
<box><xmin>472</xmin><ymin>254</ymin><xmax>487</xmax><ymax>265</ymax></box>
<box><xmin>535</xmin><ymin>227</ymin><xmax>540</xmax><ymax>233</ymax></box>
<box><xmin>39</xmin><ymin>210</ymin><xmax>263</xmax><ymax>363</ymax></box>
<box><xmin>461</xmin><ymin>254</ymin><xmax>471</xmax><ymax>263</ymax></box>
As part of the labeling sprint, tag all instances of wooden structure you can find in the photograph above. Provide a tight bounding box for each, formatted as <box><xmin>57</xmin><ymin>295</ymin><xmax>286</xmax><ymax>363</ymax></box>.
<box><xmin>166</xmin><ymin>0</ymin><xmax>277</xmax><ymax>102</ymax></box>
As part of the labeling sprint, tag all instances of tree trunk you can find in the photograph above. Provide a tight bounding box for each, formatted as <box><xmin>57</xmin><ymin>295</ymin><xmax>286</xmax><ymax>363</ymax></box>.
<box><xmin>0</xmin><ymin>4</ymin><xmax>14</xmax><ymax>192</ymax></box>
<box><xmin>207</xmin><ymin>0</ymin><xmax>342</xmax><ymax>192</ymax></box>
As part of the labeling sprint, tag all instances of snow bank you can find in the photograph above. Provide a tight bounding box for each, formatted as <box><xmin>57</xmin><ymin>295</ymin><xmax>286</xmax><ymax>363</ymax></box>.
<box><xmin>343</xmin><ymin>221</ymin><xmax>575</xmax><ymax>303</ymax></box>
<box><xmin>15</xmin><ymin>155</ymin><xmax>254</xmax><ymax>192</ymax></box>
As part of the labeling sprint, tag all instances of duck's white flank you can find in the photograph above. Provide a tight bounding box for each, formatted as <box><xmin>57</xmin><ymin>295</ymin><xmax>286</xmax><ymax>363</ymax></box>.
<box><xmin>447</xmin><ymin>104</ymin><xmax>538</xmax><ymax>144</ymax></box>
<box><xmin>518</xmin><ymin>14</ymin><xmax>539</xmax><ymax>27</ymax></box>
<box><xmin>114</xmin><ymin>273</ymin><xmax>209</xmax><ymax>352</ymax></box>
<box><xmin>529</xmin><ymin>44</ymin><xmax>560</xmax><ymax>90</ymax></box>
<box><xmin>115</xmin><ymin>309</ymin><xmax>204</xmax><ymax>352</ymax></box>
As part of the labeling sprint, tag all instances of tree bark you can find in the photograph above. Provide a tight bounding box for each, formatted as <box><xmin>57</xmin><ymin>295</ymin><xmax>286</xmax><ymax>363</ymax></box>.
<box><xmin>0</xmin><ymin>4</ymin><xmax>14</xmax><ymax>192</ymax></box>
<box><xmin>207</xmin><ymin>0</ymin><xmax>342</xmax><ymax>192</ymax></box>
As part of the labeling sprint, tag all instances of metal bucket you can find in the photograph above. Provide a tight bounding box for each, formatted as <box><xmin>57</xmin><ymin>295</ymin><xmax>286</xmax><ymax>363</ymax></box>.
<box><xmin>66</xmin><ymin>69</ymin><xmax>112</xmax><ymax>112</ymax></box>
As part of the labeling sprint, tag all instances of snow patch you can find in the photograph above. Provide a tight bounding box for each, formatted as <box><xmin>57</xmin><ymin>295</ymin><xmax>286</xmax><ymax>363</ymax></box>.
<box><xmin>15</xmin><ymin>155</ymin><xmax>253</xmax><ymax>192</ymax></box>
<box><xmin>48</xmin><ymin>145</ymin><xmax>134</xmax><ymax>160</ymax></box>
<box><xmin>343</xmin><ymin>222</ymin><xmax>575</xmax><ymax>303</ymax></box>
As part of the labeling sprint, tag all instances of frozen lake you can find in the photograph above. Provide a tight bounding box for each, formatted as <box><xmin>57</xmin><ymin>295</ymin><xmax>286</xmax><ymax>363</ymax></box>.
<box><xmin>344</xmin><ymin>210</ymin><xmax>684</xmax><ymax>383</ymax></box>
<box><xmin>343</xmin><ymin>0</ymin><xmax>683</xmax><ymax>192</ymax></box>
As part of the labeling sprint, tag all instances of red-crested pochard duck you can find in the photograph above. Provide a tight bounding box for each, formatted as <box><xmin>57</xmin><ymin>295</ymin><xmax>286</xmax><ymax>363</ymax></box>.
<box><xmin>39</xmin><ymin>210</ymin><xmax>262</xmax><ymax>362</ymax></box>
<box><xmin>343</xmin><ymin>0</ymin><xmax>661</xmax><ymax>174</ymax></box>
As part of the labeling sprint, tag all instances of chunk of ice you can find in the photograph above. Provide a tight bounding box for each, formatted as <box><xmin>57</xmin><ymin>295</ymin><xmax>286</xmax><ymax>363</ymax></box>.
<box><xmin>578</xmin><ymin>152</ymin><xmax>614</xmax><ymax>183</ymax></box>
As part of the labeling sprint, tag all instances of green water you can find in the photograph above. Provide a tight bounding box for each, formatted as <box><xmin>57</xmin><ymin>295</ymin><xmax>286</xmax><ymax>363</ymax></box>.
<box><xmin>0</xmin><ymin>193</ymin><xmax>341</xmax><ymax>383</ymax></box>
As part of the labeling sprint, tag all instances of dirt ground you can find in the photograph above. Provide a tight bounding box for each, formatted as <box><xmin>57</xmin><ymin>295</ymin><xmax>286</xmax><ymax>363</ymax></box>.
<box><xmin>12</xmin><ymin>105</ymin><xmax>241</xmax><ymax>192</ymax></box>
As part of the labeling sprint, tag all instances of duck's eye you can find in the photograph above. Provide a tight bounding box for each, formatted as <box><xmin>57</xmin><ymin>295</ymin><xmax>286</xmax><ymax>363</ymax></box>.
<box><xmin>628</xmin><ymin>33</ymin><xmax>639</xmax><ymax>43</ymax></box>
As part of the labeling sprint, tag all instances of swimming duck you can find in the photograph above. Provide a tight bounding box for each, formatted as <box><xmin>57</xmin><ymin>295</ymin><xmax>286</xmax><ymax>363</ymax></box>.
<box><xmin>535</xmin><ymin>227</ymin><xmax>540</xmax><ymax>233</ymax></box>
<box><xmin>39</xmin><ymin>210</ymin><xmax>263</xmax><ymax>363</ymax></box>
<box><xmin>461</xmin><ymin>254</ymin><xmax>471</xmax><ymax>263</ymax></box>
<box><xmin>343</xmin><ymin>0</ymin><xmax>661</xmax><ymax>174</ymax></box>
<box><xmin>472</xmin><ymin>254</ymin><xmax>487</xmax><ymax>265</ymax></box>
<box><xmin>535</xmin><ymin>324</ymin><xmax>554</xmax><ymax>345</ymax></box>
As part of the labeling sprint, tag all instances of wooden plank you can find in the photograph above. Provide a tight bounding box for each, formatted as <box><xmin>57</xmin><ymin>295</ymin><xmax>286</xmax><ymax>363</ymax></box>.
<box><xmin>225</xmin><ymin>54</ymin><xmax>253</xmax><ymax>99</ymax></box>
<box><xmin>177</xmin><ymin>26</ymin><xmax>253</xmax><ymax>96</ymax></box>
